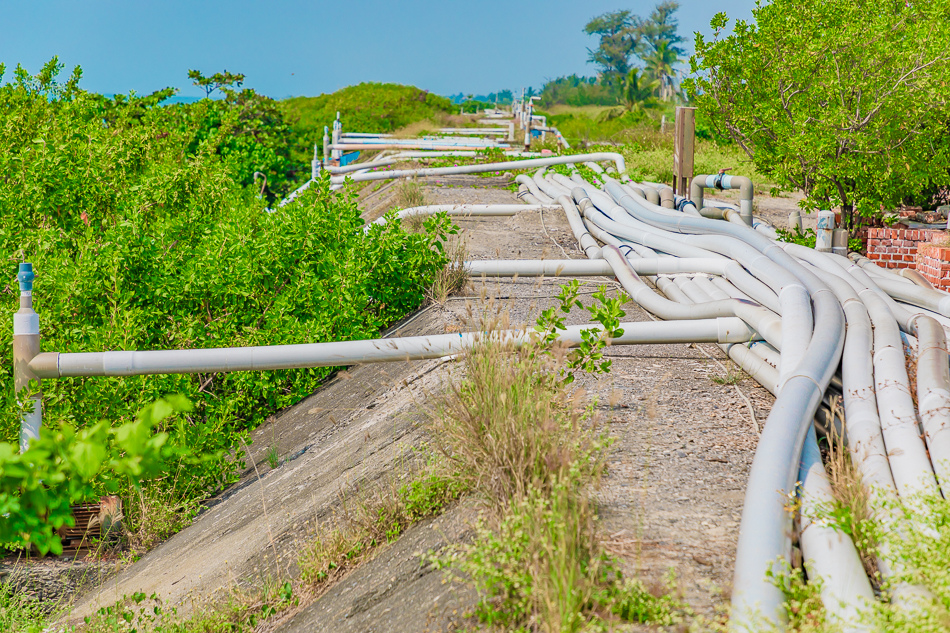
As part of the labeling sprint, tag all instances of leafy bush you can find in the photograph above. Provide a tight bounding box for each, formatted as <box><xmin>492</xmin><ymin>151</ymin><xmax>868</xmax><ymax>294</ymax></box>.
<box><xmin>0</xmin><ymin>61</ymin><xmax>454</xmax><ymax>542</ymax></box>
<box><xmin>0</xmin><ymin>397</ymin><xmax>191</xmax><ymax>554</ymax></box>
<box><xmin>689</xmin><ymin>0</ymin><xmax>950</xmax><ymax>230</ymax></box>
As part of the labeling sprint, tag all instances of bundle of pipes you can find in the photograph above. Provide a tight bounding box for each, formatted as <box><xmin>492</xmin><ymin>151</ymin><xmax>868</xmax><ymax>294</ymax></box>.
<box><xmin>452</xmin><ymin>166</ymin><xmax>950</xmax><ymax>631</ymax></box>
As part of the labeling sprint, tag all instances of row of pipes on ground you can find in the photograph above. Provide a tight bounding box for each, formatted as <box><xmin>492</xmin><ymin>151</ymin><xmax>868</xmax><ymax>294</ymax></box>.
<box><xmin>13</xmin><ymin>105</ymin><xmax>950</xmax><ymax>632</ymax></box>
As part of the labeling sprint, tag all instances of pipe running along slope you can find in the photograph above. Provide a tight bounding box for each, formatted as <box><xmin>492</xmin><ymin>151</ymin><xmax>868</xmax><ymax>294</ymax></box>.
<box><xmin>28</xmin><ymin>318</ymin><xmax>756</xmax><ymax>378</ymax></box>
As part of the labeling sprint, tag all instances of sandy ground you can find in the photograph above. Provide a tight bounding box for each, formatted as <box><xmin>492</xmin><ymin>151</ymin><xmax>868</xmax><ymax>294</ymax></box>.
<box><xmin>61</xmin><ymin>174</ymin><xmax>801</xmax><ymax>631</ymax></box>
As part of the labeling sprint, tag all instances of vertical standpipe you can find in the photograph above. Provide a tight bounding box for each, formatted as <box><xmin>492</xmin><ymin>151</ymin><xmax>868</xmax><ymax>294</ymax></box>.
<box><xmin>13</xmin><ymin>263</ymin><xmax>41</xmax><ymax>452</ymax></box>
<box><xmin>816</xmin><ymin>211</ymin><xmax>836</xmax><ymax>252</ymax></box>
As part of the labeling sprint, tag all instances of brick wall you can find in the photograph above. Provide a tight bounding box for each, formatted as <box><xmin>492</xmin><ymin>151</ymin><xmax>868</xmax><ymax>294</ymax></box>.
<box><xmin>866</xmin><ymin>227</ymin><xmax>947</xmax><ymax>269</ymax></box>
<box><xmin>916</xmin><ymin>243</ymin><xmax>950</xmax><ymax>291</ymax></box>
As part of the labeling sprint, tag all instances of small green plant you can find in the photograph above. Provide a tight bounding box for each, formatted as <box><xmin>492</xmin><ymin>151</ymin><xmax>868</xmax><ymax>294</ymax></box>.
<box><xmin>266</xmin><ymin>443</ymin><xmax>280</xmax><ymax>469</ymax></box>
<box><xmin>711</xmin><ymin>362</ymin><xmax>744</xmax><ymax>385</ymax></box>
<box><xmin>534</xmin><ymin>280</ymin><xmax>629</xmax><ymax>384</ymax></box>
<box><xmin>425</xmin><ymin>239</ymin><xmax>468</xmax><ymax>306</ymax></box>
<box><xmin>432</xmin><ymin>316</ymin><xmax>683</xmax><ymax>632</ymax></box>
<box><xmin>775</xmin><ymin>226</ymin><xmax>817</xmax><ymax>248</ymax></box>
<box><xmin>298</xmin><ymin>464</ymin><xmax>467</xmax><ymax>586</ymax></box>
<box><xmin>0</xmin><ymin>396</ymin><xmax>192</xmax><ymax>554</ymax></box>
<box><xmin>0</xmin><ymin>583</ymin><xmax>51</xmax><ymax>633</ymax></box>
<box><xmin>395</xmin><ymin>179</ymin><xmax>428</xmax><ymax>210</ymax></box>
<box><xmin>766</xmin><ymin>561</ymin><xmax>829</xmax><ymax>633</ymax></box>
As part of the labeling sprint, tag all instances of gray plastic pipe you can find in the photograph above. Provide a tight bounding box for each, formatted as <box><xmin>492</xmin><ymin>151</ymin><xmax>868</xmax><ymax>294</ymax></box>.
<box><xmin>872</xmin><ymin>276</ymin><xmax>950</xmax><ymax>317</ymax></box>
<box><xmin>848</xmin><ymin>253</ymin><xmax>916</xmax><ymax>285</ymax></box>
<box><xmin>785</xmin><ymin>246</ymin><xmax>898</xmax><ymax>499</ymax></box>
<box><xmin>798</xmin><ymin>425</ymin><xmax>876</xmax><ymax>633</ymax></box>
<box><xmin>864</xmin><ymin>286</ymin><xmax>939</xmax><ymax>498</ymax></box>
<box><xmin>690</xmin><ymin>173</ymin><xmax>754</xmax><ymax>225</ymax></box>
<box><xmin>533</xmin><ymin>169</ymin><xmax>567</xmax><ymax>200</ymax></box>
<box><xmin>909</xmin><ymin>314</ymin><xmax>950</xmax><ymax>491</ymax></box>
<box><xmin>517</xmin><ymin>185</ymin><xmax>542</xmax><ymax>206</ymax></box>
<box><xmin>898</xmin><ymin>268</ymin><xmax>935</xmax><ymax>289</ymax></box>
<box><xmin>366</xmin><ymin>204</ymin><xmax>551</xmax><ymax>231</ymax></box>
<box><xmin>574</xmin><ymin>190</ymin><xmax>782</xmax><ymax>314</ymax></box>
<box><xmin>330</xmin><ymin>153</ymin><xmax>628</xmax><ymax>185</ymax></box>
<box><xmin>28</xmin><ymin>318</ymin><xmax>758</xmax><ymax>379</ymax></box>
<box><xmin>600</xmin><ymin>181</ymin><xmax>813</xmax><ymax>387</ymax></box>
<box><xmin>557</xmin><ymin>195</ymin><xmax>603</xmax><ymax>259</ymax></box>
<box><xmin>809</xmin><ymin>250</ymin><xmax>938</xmax><ymax>497</ymax></box>
<box><xmin>601</xmin><ymin>180</ymin><xmax>846</xmax><ymax>628</ymax></box>
<box><xmin>660</xmin><ymin>273</ymin><xmax>780</xmax><ymax>390</ymax></box>
<box><xmin>464</xmin><ymin>258</ymin><xmax>742</xmax><ymax>278</ymax></box>
<box><xmin>515</xmin><ymin>175</ymin><xmax>554</xmax><ymax>204</ymax></box>
<box><xmin>601</xmin><ymin>246</ymin><xmax>782</xmax><ymax>351</ymax></box>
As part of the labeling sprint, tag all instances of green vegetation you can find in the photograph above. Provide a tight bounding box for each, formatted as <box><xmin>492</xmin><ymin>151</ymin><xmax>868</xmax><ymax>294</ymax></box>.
<box><xmin>769</xmin><ymin>491</ymin><xmax>950</xmax><ymax>632</ymax></box>
<box><xmin>0</xmin><ymin>397</ymin><xmax>189</xmax><ymax>555</ymax></box>
<box><xmin>540</xmin><ymin>75</ymin><xmax>617</xmax><ymax>108</ymax></box>
<box><xmin>541</xmin><ymin>2</ymin><xmax>686</xmax><ymax>110</ymax></box>
<box><xmin>298</xmin><ymin>465</ymin><xmax>467</xmax><ymax>586</ymax></box>
<box><xmin>0</xmin><ymin>61</ymin><xmax>454</xmax><ymax>552</ymax></box>
<box><xmin>534</xmin><ymin>280</ymin><xmax>628</xmax><ymax>384</ymax></box>
<box><xmin>0</xmin><ymin>582</ymin><xmax>49</xmax><ymax>633</ymax></box>
<box><xmin>70</xmin><ymin>463</ymin><xmax>467</xmax><ymax>633</ymax></box>
<box><xmin>769</xmin><ymin>418</ymin><xmax>950</xmax><ymax>631</ymax></box>
<box><xmin>430</xmin><ymin>286</ymin><xmax>684</xmax><ymax>631</ymax></box>
<box><xmin>279</xmin><ymin>82</ymin><xmax>455</xmax><ymax>156</ymax></box>
<box><xmin>689</xmin><ymin>0</ymin><xmax>950</xmax><ymax>231</ymax></box>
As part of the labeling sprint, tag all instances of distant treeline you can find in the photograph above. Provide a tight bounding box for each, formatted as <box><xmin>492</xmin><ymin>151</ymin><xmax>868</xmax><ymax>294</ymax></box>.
<box><xmin>446</xmin><ymin>90</ymin><xmax>515</xmax><ymax>105</ymax></box>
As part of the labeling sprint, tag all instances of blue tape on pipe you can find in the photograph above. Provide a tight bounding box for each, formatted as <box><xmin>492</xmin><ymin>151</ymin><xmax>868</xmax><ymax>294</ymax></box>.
<box><xmin>17</xmin><ymin>262</ymin><xmax>33</xmax><ymax>292</ymax></box>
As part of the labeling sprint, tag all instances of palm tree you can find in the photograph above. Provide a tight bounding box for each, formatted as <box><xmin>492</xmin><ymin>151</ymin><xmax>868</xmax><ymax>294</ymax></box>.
<box><xmin>600</xmin><ymin>68</ymin><xmax>660</xmax><ymax>121</ymax></box>
<box><xmin>643</xmin><ymin>40</ymin><xmax>681</xmax><ymax>101</ymax></box>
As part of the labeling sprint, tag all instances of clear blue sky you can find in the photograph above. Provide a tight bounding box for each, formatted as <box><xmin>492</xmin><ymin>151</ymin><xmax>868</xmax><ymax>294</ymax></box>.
<box><xmin>0</xmin><ymin>0</ymin><xmax>755</xmax><ymax>99</ymax></box>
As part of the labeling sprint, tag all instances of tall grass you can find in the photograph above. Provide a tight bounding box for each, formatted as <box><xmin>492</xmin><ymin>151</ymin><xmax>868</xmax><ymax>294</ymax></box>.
<box><xmin>432</xmin><ymin>327</ymin><xmax>682</xmax><ymax>631</ymax></box>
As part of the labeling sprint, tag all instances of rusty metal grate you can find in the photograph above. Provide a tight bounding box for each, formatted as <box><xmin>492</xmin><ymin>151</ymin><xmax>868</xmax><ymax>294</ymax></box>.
<box><xmin>54</xmin><ymin>496</ymin><xmax>121</xmax><ymax>554</ymax></box>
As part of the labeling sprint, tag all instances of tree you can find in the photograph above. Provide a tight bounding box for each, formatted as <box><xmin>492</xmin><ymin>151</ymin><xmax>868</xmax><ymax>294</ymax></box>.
<box><xmin>600</xmin><ymin>69</ymin><xmax>660</xmax><ymax>121</ymax></box>
<box><xmin>188</xmin><ymin>69</ymin><xmax>245</xmax><ymax>98</ymax></box>
<box><xmin>585</xmin><ymin>3</ymin><xmax>685</xmax><ymax>100</ymax></box>
<box><xmin>643</xmin><ymin>40</ymin><xmax>681</xmax><ymax>100</ymax></box>
<box><xmin>634</xmin><ymin>1</ymin><xmax>686</xmax><ymax>58</ymax></box>
<box><xmin>584</xmin><ymin>10</ymin><xmax>637</xmax><ymax>81</ymax></box>
<box><xmin>689</xmin><ymin>0</ymin><xmax>950</xmax><ymax>231</ymax></box>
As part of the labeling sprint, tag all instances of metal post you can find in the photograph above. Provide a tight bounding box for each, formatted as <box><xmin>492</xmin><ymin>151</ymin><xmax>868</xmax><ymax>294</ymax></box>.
<box><xmin>14</xmin><ymin>263</ymin><xmax>41</xmax><ymax>452</ymax></box>
<box><xmin>523</xmin><ymin>100</ymin><xmax>532</xmax><ymax>151</ymax></box>
<box><xmin>832</xmin><ymin>229</ymin><xmax>849</xmax><ymax>257</ymax></box>
<box><xmin>673</xmin><ymin>106</ymin><xmax>696</xmax><ymax>195</ymax></box>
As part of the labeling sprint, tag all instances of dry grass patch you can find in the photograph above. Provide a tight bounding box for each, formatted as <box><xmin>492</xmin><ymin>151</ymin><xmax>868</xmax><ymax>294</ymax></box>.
<box><xmin>430</xmin><ymin>326</ymin><xmax>683</xmax><ymax>631</ymax></box>
<box><xmin>426</xmin><ymin>238</ymin><xmax>468</xmax><ymax>306</ymax></box>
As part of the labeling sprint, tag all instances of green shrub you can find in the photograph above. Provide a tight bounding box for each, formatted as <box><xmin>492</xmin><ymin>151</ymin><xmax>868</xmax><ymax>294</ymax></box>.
<box><xmin>0</xmin><ymin>397</ymin><xmax>191</xmax><ymax>554</ymax></box>
<box><xmin>279</xmin><ymin>82</ymin><xmax>454</xmax><ymax>154</ymax></box>
<box><xmin>0</xmin><ymin>62</ymin><xmax>455</xmax><ymax>544</ymax></box>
